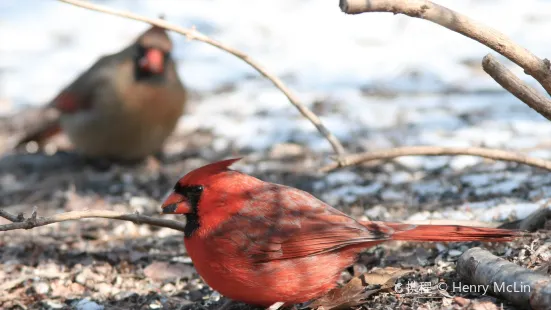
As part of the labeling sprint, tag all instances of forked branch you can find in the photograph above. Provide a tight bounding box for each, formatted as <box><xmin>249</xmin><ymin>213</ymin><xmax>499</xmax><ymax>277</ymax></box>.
<box><xmin>339</xmin><ymin>0</ymin><xmax>551</xmax><ymax>97</ymax></box>
<box><xmin>482</xmin><ymin>54</ymin><xmax>551</xmax><ymax>121</ymax></box>
<box><xmin>333</xmin><ymin>0</ymin><xmax>551</xmax><ymax>171</ymax></box>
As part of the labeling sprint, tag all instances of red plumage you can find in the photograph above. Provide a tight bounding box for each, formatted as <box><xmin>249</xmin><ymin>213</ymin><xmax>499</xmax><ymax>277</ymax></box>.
<box><xmin>161</xmin><ymin>158</ymin><xmax>519</xmax><ymax>307</ymax></box>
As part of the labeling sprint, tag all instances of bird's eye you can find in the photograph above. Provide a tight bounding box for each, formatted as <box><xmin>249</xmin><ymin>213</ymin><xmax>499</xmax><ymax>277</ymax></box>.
<box><xmin>174</xmin><ymin>184</ymin><xmax>203</xmax><ymax>197</ymax></box>
<box><xmin>184</xmin><ymin>185</ymin><xmax>203</xmax><ymax>196</ymax></box>
<box><xmin>190</xmin><ymin>185</ymin><xmax>203</xmax><ymax>193</ymax></box>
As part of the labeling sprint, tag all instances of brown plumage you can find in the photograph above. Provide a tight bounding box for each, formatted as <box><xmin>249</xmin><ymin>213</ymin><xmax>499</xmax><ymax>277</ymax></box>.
<box><xmin>12</xmin><ymin>26</ymin><xmax>187</xmax><ymax>161</ymax></box>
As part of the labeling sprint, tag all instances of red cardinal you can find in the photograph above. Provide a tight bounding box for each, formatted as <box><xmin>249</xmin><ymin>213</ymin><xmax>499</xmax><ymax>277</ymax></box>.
<box><xmin>161</xmin><ymin>158</ymin><xmax>519</xmax><ymax>307</ymax></box>
<box><xmin>12</xmin><ymin>25</ymin><xmax>187</xmax><ymax>161</ymax></box>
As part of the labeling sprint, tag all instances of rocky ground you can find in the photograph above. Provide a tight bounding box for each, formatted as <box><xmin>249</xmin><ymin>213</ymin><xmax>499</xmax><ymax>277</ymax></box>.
<box><xmin>0</xmin><ymin>123</ymin><xmax>550</xmax><ymax>310</ymax></box>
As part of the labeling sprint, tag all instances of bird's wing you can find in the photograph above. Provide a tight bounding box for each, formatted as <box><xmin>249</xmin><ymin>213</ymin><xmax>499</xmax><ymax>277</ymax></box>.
<box><xmin>51</xmin><ymin>55</ymin><xmax>117</xmax><ymax>114</ymax></box>
<box><xmin>213</xmin><ymin>185</ymin><xmax>394</xmax><ymax>264</ymax></box>
<box><xmin>11</xmin><ymin>56</ymin><xmax>118</xmax><ymax>148</ymax></box>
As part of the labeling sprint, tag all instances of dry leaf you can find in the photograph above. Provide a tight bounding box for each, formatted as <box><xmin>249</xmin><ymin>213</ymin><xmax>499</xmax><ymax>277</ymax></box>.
<box><xmin>309</xmin><ymin>276</ymin><xmax>376</xmax><ymax>310</ymax></box>
<box><xmin>362</xmin><ymin>267</ymin><xmax>414</xmax><ymax>289</ymax></box>
<box><xmin>309</xmin><ymin>267</ymin><xmax>412</xmax><ymax>310</ymax></box>
<box><xmin>143</xmin><ymin>261</ymin><xmax>195</xmax><ymax>282</ymax></box>
<box><xmin>453</xmin><ymin>296</ymin><xmax>470</xmax><ymax>306</ymax></box>
<box><xmin>471</xmin><ymin>300</ymin><xmax>499</xmax><ymax>310</ymax></box>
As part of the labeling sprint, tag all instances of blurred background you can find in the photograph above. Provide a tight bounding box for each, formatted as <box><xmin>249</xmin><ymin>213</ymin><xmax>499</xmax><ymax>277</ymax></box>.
<box><xmin>2</xmin><ymin>0</ymin><xmax>551</xmax><ymax>154</ymax></box>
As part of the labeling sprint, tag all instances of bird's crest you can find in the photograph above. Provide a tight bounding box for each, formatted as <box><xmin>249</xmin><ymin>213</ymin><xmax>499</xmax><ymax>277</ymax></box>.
<box><xmin>137</xmin><ymin>25</ymin><xmax>173</xmax><ymax>51</ymax></box>
<box><xmin>180</xmin><ymin>158</ymin><xmax>242</xmax><ymax>185</ymax></box>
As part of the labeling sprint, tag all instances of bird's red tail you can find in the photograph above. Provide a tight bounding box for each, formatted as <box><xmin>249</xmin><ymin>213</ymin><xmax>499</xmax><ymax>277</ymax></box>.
<box><xmin>361</xmin><ymin>221</ymin><xmax>519</xmax><ymax>242</ymax></box>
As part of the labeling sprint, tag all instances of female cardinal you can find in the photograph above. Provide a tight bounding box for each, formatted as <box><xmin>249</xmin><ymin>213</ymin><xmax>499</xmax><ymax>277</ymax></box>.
<box><xmin>161</xmin><ymin>158</ymin><xmax>518</xmax><ymax>307</ymax></box>
<box><xmin>12</xmin><ymin>25</ymin><xmax>187</xmax><ymax>161</ymax></box>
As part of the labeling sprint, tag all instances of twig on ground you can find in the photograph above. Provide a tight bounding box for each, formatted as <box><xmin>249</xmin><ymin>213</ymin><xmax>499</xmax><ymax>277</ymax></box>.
<box><xmin>58</xmin><ymin>0</ymin><xmax>346</xmax><ymax>157</ymax></box>
<box><xmin>457</xmin><ymin>247</ymin><xmax>551</xmax><ymax>309</ymax></box>
<box><xmin>0</xmin><ymin>209</ymin><xmax>186</xmax><ymax>232</ymax></box>
<box><xmin>320</xmin><ymin>145</ymin><xmax>551</xmax><ymax>172</ymax></box>
<box><xmin>339</xmin><ymin>0</ymin><xmax>551</xmax><ymax>97</ymax></box>
<box><xmin>483</xmin><ymin>54</ymin><xmax>551</xmax><ymax>121</ymax></box>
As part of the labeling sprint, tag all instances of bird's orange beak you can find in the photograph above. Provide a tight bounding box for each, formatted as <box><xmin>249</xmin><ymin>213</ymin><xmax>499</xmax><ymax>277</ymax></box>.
<box><xmin>139</xmin><ymin>48</ymin><xmax>164</xmax><ymax>74</ymax></box>
<box><xmin>161</xmin><ymin>192</ymin><xmax>192</xmax><ymax>214</ymax></box>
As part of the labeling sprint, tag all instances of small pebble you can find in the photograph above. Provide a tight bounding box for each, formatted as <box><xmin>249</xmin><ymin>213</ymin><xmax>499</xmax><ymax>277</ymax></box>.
<box><xmin>149</xmin><ymin>300</ymin><xmax>162</xmax><ymax>309</ymax></box>
<box><xmin>353</xmin><ymin>264</ymin><xmax>367</xmax><ymax>276</ymax></box>
<box><xmin>33</xmin><ymin>281</ymin><xmax>50</xmax><ymax>294</ymax></box>
<box><xmin>365</xmin><ymin>205</ymin><xmax>390</xmax><ymax>219</ymax></box>
<box><xmin>45</xmin><ymin>300</ymin><xmax>64</xmax><ymax>309</ymax></box>
<box><xmin>97</xmin><ymin>282</ymin><xmax>116</xmax><ymax>296</ymax></box>
<box><xmin>209</xmin><ymin>291</ymin><xmax>222</xmax><ymax>302</ymax></box>
<box><xmin>129</xmin><ymin>196</ymin><xmax>151</xmax><ymax>209</ymax></box>
<box><xmin>121</xmin><ymin>173</ymin><xmax>134</xmax><ymax>184</ymax></box>
<box><xmin>75</xmin><ymin>272</ymin><xmax>87</xmax><ymax>285</ymax></box>
<box><xmin>448</xmin><ymin>249</ymin><xmax>463</xmax><ymax>257</ymax></box>
<box><xmin>76</xmin><ymin>299</ymin><xmax>104</xmax><ymax>310</ymax></box>
<box><xmin>170</xmin><ymin>256</ymin><xmax>193</xmax><ymax>264</ymax></box>
<box><xmin>435</xmin><ymin>243</ymin><xmax>447</xmax><ymax>253</ymax></box>
<box><xmin>162</xmin><ymin>283</ymin><xmax>176</xmax><ymax>292</ymax></box>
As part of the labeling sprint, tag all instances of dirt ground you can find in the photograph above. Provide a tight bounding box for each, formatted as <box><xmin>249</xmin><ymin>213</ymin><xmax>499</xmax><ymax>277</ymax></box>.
<box><xmin>0</xmin><ymin>127</ymin><xmax>549</xmax><ymax>310</ymax></box>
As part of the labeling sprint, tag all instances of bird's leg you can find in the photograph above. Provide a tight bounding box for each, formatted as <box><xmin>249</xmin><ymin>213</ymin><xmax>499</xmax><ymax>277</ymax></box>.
<box><xmin>266</xmin><ymin>302</ymin><xmax>285</xmax><ymax>310</ymax></box>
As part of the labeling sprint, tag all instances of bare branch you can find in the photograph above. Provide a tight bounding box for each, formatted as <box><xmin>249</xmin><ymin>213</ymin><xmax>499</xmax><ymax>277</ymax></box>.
<box><xmin>320</xmin><ymin>146</ymin><xmax>551</xmax><ymax>172</ymax></box>
<box><xmin>457</xmin><ymin>247</ymin><xmax>551</xmax><ymax>309</ymax></box>
<box><xmin>335</xmin><ymin>0</ymin><xmax>551</xmax><ymax>172</ymax></box>
<box><xmin>58</xmin><ymin>0</ymin><xmax>346</xmax><ymax>156</ymax></box>
<box><xmin>483</xmin><ymin>54</ymin><xmax>551</xmax><ymax>121</ymax></box>
<box><xmin>0</xmin><ymin>209</ymin><xmax>23</xmax><ymax>223</ymax></box>
<box><xmin>339</xmin><ymin>0</ymin><xmax>551</xmax><ymax>96</ymax></box>
<box><xmin>0</xmin><ymin>209</ymin><xmax>186</xmax><ymax>232</ymax></box>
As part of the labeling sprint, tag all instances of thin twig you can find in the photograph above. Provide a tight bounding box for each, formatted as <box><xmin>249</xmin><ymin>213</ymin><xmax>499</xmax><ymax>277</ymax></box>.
<box><xmin>58</xmin><ymin>0</ymin><xmax>346</xmax><ymax>156</ymax></box>
<box><xmin>339</xmin><ymin>0</ymin><xmax>551</xmax><ymax>96</ymax></box>
<box><xmin>0</xmin><ymin>209</ymin><xmax>186</xmax><ymax>232</ymax></box>
<box><xmin>483</xmin><ymin>54</ymin><xmax>551</xmax><ymax>121</ymax></box>
<box><xmin>320</xmin><ymin>146</ymin><xmax>551</xmax><ymax>172</ymax></box>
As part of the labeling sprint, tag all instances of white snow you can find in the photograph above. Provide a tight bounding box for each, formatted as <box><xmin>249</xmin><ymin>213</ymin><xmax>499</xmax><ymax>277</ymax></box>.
<box><xmin>449</xmin><ymin>156</ymin><xmax>482</xmax><ymax>171</ymax></box>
